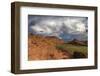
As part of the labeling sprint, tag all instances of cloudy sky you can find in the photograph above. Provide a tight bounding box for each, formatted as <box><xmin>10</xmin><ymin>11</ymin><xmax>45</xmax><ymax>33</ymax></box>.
<box><xmin>28</xmin><ymin>15</ymin><xmax>88</xmax><ymax>41</ymax></box>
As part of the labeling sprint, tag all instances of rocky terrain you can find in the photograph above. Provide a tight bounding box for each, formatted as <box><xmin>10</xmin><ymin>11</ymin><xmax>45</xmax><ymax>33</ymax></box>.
<box><xmin>28</xmin><ymin>34</ymin><xmax>72</xmax><ymax>60</ymax></box>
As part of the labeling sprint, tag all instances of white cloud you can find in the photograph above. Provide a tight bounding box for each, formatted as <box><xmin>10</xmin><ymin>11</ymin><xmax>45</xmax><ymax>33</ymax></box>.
<box><xmin>29</xmin><ymin>16</ymin><xmax>87</xmax><ymax>40</ymax></box>
<box><xmin>63</xmin><ymin>18</ymin><xmax>86</xmax><ymax>34</ymax></box>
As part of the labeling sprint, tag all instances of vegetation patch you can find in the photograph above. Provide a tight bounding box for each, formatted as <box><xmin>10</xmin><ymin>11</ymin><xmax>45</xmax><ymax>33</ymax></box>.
<box><xmin>56</xmin><ymin>43</ymin><xmax>88</xmax><ymax>58</ymax></box>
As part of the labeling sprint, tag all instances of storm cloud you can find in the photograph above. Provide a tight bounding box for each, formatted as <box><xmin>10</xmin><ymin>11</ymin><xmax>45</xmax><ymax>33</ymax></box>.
<box><xmin>28</xmin><ymin>15</ymin><xmax>88</xmax><ymax>41</ymax></box>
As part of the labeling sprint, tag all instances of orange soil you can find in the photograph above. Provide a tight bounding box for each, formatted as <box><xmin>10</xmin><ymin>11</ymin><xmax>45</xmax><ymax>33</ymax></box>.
<box><xmin>28</xmin><ymin>34</ymin><xmax>71</xmax><ymax>60</ymax></box>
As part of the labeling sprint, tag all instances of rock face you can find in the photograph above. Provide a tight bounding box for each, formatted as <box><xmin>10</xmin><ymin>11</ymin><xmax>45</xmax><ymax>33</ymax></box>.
<box><xmin>28</xmin><ymin>34</ymin><xmax>71</xmax><ymax>60</ymax></box>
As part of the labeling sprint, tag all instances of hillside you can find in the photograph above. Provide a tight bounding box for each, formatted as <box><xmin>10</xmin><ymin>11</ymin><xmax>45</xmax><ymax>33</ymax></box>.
<box><xmin>67</xmin><ymin>39</ymin><xmax>87</xmax><ymax>46</ymax></box>
<box><xmin>28</xmin><ymin>34</ymin><xmax>71</xmax><ymax>60</ymax></box>
<box><xmin>28</xmin><ymin>34</ymin><xmax>88</xmax><ymax>60</ymax></box>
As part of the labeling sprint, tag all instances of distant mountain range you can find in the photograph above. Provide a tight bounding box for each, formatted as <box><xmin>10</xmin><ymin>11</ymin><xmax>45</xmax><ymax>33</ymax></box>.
<box><xmin>67</xmin><ymin>39</ymin><xmax>87</xmax><ymax>46</ymax></box>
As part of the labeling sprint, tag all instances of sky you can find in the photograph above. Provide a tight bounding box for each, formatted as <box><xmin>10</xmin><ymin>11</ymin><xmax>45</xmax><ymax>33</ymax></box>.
<box><xmin>28</xmin><ymin>15</ymin><xmax>88</xmax><ymax>41</ymax></box>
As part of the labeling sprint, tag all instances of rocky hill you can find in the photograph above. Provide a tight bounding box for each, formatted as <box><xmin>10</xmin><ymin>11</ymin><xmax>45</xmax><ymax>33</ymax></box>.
<box><xmin>28</xmin><ymin>34</ymin><xmax>72</xmax><ymax>60</ymax></box>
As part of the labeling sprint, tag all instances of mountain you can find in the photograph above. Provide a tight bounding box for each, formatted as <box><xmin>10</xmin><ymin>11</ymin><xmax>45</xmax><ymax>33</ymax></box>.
<box><xmin>67</xmin><ymin>39</ymin><xmax>87</xmax><ymax>46</ymax></box>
